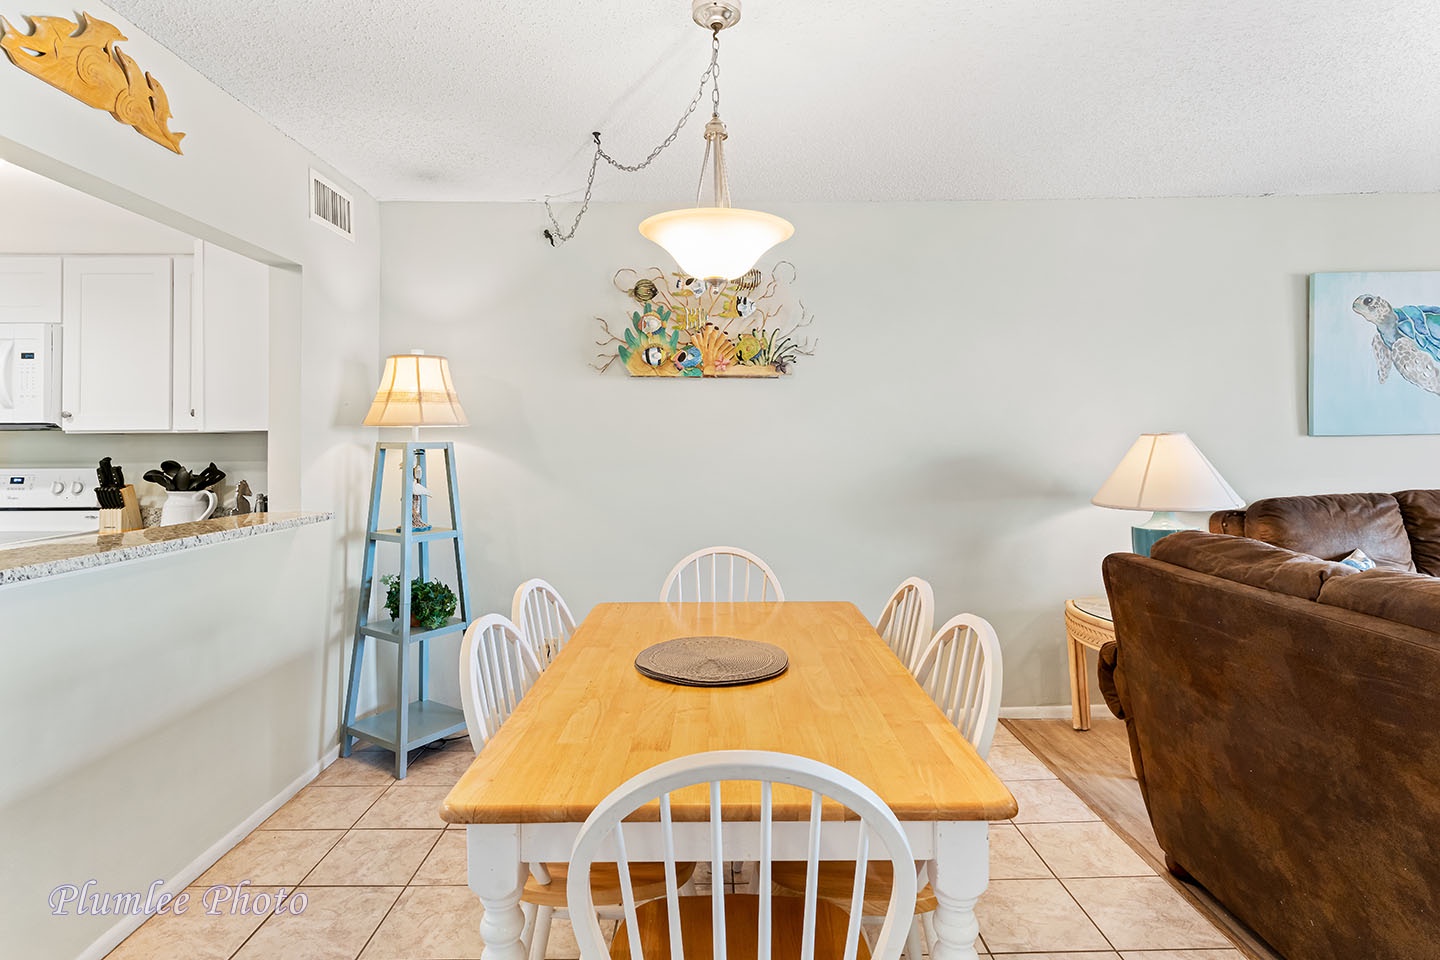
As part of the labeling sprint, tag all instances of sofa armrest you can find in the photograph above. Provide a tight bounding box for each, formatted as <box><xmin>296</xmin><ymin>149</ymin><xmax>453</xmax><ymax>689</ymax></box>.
<box><xmin>1097</xmin><ymin>640</ymin><xmax>1124</xmax><ymax>719</ymax></box>
<box><xmin>1210</xmin><ymin>509</ymin><xmax>1247</xmax><ymax>536</ymax></box>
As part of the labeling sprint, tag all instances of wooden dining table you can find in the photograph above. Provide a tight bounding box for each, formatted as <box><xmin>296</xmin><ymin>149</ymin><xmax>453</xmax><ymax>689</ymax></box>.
<box><xmin>442</xmin><ymin>601</ymin><xmax>1017</xmax><ymax>960</ymax></box>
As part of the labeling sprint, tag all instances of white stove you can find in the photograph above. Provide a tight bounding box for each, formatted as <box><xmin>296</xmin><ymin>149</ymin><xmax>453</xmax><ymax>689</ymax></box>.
<box><xmin>0</xmin><ymin>467</ymin><xmax>101</xmax><ymax>547</ymax></box>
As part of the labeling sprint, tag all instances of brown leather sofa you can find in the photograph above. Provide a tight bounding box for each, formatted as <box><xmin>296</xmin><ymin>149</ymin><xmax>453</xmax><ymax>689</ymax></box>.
<box><xmin>1098</xmin><ymin>491</ymin><xmax>1440</xmax><ymax>960</ymax></box>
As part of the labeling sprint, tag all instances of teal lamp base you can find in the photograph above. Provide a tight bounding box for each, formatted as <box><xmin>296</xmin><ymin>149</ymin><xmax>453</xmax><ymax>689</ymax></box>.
<box><xmin>1131</xmin><ymin>511</ymin><xmax>1190</xmax><ymax>557</ymax></box>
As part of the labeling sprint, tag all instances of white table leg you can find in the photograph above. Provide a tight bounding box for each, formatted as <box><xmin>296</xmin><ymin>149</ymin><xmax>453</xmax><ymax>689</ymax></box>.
<box><xmin>520</xmin><ymin>902</ymin><xmax>538</xmax><ymax>952</ymax></box>
<box><xmin>929</xmin><ymin>821</ymin><xmax>988</xmax><ymax>960</ymax></box>
<box><xmin>467</xmin><ymin>824</ymin><xmax>530</xmax><ymax>960</ymax></box>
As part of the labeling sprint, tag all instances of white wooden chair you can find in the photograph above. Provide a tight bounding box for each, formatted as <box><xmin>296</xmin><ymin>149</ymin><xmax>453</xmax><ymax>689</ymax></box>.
<box><xmin>874</xmin><ymin>578</ymin><xmax>934</xmax><ymax>674</ymax></box>
<box><xmin>912</xmin><ymin>614</ymin><xmax>1004</xmax><ymax>761</ymax></box>
<box><xmin>566</xmin><ymin>750</ymin><xmax>917</xmax><ymax>960</ymax></box>
<box><xmin>458</xmin><ymin>614</ymin><xmax>543</xmax><ymax>752</ymax></box>
<box><xmin>660</xmin><ymin>546</ymin><xmax>785</xmax><ymax>602</ymax></box>
<box><xmin>512</xmin><ymin>578</ymin><xmax>578</xmax><ymax>668</ymax></box>
<box><xmin>459</xmin><ymin>613</ymin><xmax>695</xmax><ymax>960</ymax></box>
<box><xmin>773</xmin><ymin>614</ymin><xmax>1004</xmax><ymax>959</ymax></box>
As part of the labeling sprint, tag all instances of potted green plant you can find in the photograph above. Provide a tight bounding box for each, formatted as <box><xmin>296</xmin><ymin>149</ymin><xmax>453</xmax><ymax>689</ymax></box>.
<box><xmin>380</xmin><ymin>574</ymin><xmax>458</xmax><ymax>630</ymax></box>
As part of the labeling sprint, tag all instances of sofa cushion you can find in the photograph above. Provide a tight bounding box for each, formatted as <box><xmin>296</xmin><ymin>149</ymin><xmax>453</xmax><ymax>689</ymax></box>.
<box><xmin>1243</xmin><ymin>493</ymin><xmax>1416</xmax><ymax>572</ymax></box>
<box><xmin>1395</xmin><ymin>490</ymin><xmax>1440</xmax><ymax>578</ymax></box>
<box><xmin>1317</xmin><ymin>569</ymin><xmax>1440</xmax><ymax>634</ymax></box>
<box><xmin>1150</xmin><ymin>530</ymin><xmax>1355</xmax><ymax>601</ymax></box>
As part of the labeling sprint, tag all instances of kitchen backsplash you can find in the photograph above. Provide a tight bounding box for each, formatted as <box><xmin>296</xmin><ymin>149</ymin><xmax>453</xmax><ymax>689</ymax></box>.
<box><xmin>0</xmin><ymin>431</ymin><xmax>267</xmax><ymax>512</ymax></box>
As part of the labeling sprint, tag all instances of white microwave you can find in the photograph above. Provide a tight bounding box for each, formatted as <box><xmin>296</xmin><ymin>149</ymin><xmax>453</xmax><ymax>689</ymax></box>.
<box><xmin>0</xmin><ymin>323</ymin><xmax>61</xmax><ymax>428</ymax></box>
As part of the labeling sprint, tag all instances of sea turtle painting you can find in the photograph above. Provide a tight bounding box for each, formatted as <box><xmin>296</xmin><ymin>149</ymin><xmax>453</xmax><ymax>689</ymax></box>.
<box><xmin>1351</xmin><ymin>295</ymin><xmax>1440</xmax><ymax>397</ymax></box>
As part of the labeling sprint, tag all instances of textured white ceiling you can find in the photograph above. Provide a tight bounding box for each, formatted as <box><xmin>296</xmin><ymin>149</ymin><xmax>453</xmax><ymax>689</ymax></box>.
<box><xmin>103</xmin><ymin>0</ymin><xmax>1440</xmax><ymax>203</ymax></box>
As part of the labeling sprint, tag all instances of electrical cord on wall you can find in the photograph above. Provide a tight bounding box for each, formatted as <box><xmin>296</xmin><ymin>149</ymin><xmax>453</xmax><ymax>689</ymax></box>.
<box><xmin>542</xmin><ymin>26</ymin><xmax>724</xmax><ymax>246</ymax></box>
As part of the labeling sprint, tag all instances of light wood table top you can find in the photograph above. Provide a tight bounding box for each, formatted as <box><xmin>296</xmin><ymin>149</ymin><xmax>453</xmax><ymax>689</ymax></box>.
<box><xmin>442</xmin><ymin>601</ymin><xmax>1017</xmax><ymax>825</ymax></box>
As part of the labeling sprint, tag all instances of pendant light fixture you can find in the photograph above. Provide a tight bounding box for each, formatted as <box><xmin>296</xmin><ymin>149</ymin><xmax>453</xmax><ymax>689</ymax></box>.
<box><xmin>544</xmin><ymin>0</ymin><xmax>793</xmax><ymax>285</ymax></box>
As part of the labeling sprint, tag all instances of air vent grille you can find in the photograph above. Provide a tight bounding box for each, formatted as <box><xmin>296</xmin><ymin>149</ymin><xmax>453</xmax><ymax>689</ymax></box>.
<box><xmin>310</xmin><ymin>170</ymin><xmax>354</xmax><ymax>240</ymax></box>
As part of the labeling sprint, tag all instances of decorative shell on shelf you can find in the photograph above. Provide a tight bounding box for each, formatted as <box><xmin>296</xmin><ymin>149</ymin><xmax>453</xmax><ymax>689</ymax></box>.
<box><xmin>689</xmin><ymin>323</ymin><xmax>738</xmax><ymax>375</ymax></box>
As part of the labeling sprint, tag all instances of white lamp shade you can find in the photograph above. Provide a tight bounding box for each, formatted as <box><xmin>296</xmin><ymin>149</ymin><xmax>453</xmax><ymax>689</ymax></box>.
<box><xmin>1092</xmin><ymin>433</ymin><xmax>1244</xmax><ymax>512</ymax></box>
<box><xmin>363</xmin><ymin>352</ymin><xmax>467</xmax><ymax>427</ymax></box>
<box><xmin>638</xmin><ymin>206</ymin><xmax>794</xmax><ymax>281</ymax></box>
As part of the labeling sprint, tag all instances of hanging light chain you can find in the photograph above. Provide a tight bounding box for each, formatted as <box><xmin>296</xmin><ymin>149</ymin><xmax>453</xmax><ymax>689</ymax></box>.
<box><xmin>710</xmin><ymin>25</ymin><xmax>722</xmax><ymax>116</ymax></box>
<box><xmin>544</xmin><ymin>27</ymin><xmax>723</xmax><ymax>245</ymax></box>
<box><xmin>600</xmin><ymin>26</ymin><xmax>721</xmax><ymax>175</ymax></box>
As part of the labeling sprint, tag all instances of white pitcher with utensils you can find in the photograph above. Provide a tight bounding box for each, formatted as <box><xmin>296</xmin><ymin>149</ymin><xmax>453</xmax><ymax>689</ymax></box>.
<box><xmin>160</xmin><ymin>490</ymin><xmax>218</xmax><ymax>525</ymax></box>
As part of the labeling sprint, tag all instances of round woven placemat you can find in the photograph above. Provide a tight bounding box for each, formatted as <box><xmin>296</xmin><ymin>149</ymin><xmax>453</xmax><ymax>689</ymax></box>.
<box><xmin>634</xmin><ymin>636</ymin><xmax>789</xmax><ymax>687</ymax></box>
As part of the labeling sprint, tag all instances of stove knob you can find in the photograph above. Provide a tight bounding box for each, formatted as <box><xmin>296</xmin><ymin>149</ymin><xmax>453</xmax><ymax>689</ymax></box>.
<box><xmin>51</xmin><ymin>481</ymin><xmax>65</xmax><ymax>495</ymax></box>
<box><xmin>72</xmin><ymin>480</ymin><xmax>85</xmax><ymax>495</ymax></box>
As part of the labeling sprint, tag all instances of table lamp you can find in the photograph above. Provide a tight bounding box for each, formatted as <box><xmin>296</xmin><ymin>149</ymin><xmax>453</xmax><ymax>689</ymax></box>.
<box><xmin>1091</xmin><ymin>432</ymin><xmax>1244</xmax><ymax>556</ymax></box>
<box><xmin>363</xmin><ymin>350</ymin><xmax>467</xmax><ymax>531</ymax></box>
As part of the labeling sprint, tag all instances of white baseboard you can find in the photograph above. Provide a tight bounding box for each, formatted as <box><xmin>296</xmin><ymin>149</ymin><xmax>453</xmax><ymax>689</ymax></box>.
<box><xmin>1000</xmin><ymin>705</ymin><xmax>1080</xmax><ymax>720</ymax></box>
<box><xmin>76</xmin><ymin>744</ymin><xmax>342</xmax><ymax>960</ymax></box>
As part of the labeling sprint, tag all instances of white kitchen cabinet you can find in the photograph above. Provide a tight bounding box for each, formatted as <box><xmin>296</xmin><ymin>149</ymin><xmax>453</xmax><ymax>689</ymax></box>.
<box><xmin>171</xmin><ymin>258</ymin><xmax>199</xmax><ymax>430</ymax></box>
<box><xmin>7</xmin><ymin>248</ymin><xmax>268</xmax><ymax>434</ymax></box>
<box><xmin>0</xmin><ymin>257</ymin><xmax>61</xmax><ymax>323</ymax></box>
<box><xmin>182</xmin><ymin>241</ymin><xmax>269</xmax><ymax>432</ymax></box>
<box><xmin>61</xmin><ymin>257</ymin><xmax>177</xmax><ymax>432</ymax></box>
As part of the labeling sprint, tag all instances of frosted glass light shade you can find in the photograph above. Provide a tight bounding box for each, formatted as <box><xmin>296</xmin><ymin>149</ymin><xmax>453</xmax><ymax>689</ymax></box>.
<box><xmin>1092</xmin><ymin>433</ymin><xmax>1244</xmax><ymax>512</ymax></box>
<box><xmin>639</xmin><ymin>206</ymin><xmax>794</xmax><ymax>281</ymax></box>
<box><xmin>362</xmin><ymin>351</ymin><xmax>467</xmax><ymax>427</ymax></box>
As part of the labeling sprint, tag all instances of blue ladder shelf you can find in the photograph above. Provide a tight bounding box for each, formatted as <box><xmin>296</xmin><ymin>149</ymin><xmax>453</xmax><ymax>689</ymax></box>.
<box><xmin>341</xmin><ymin>441</ymin><xmax>472</xmax><ymax>778</ymax></box>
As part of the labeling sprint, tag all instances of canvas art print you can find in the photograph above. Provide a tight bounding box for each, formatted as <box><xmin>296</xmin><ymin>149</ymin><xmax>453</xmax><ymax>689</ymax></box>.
<box><xmin>1309</xmin><ymin>271</ymin><xmax>1440</xmax><ymax>436</ymax></box>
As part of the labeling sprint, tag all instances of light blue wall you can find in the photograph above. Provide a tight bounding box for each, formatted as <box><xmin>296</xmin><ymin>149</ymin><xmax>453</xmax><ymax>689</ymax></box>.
<box><xmin>379</xmin><ymin>197</ymin><xmax>1440</xmax><ymax>712</ymax></box>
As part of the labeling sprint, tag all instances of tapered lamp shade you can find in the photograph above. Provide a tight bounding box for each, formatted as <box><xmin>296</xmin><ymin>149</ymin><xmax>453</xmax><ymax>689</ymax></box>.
<box><xmin>1092</xmin><ymin>433</ymin><xmax>1243</xmax><ymax>512</ymax></box>
<box><xmin>639</xmin><ymin>207</ymin><xmax>794</xmax><ymax>282</ymax></box>
<box><xmin>362</xmin><ymin>351</ymin><xmax>467</xmax><ymax>427</ymax></box>
<box><xmin>1092</xmin><ymin>433</ymin><xmax>1243</xmax><ymax>556</ymax></box>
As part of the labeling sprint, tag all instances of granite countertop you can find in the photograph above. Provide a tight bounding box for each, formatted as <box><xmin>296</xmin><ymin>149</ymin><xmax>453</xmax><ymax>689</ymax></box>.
<box><xmin>0</xmin><ymin>512</ymin><xmax>333</xmax><ymax>585</ymax></box>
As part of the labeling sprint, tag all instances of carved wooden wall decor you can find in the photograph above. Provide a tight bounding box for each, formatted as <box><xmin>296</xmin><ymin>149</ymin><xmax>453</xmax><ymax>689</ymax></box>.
<box><xmin>0</xmin><ymin>12</ymin><xmax>184</xmax><ymax>153</ymax></box>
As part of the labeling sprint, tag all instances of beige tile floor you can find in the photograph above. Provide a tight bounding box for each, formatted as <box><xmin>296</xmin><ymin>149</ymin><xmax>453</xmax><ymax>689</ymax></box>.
<box><xmin>105</xmin><ymin>728</ymin><xmax>1245</xmax><ymax>960</ymax></box>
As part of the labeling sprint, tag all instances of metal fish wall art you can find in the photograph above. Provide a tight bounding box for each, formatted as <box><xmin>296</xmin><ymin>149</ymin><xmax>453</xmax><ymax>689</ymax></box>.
<box><xmin>595</xmin><ymin>263</ymin><xmax>818</xmax><ymax>378</ymax></box>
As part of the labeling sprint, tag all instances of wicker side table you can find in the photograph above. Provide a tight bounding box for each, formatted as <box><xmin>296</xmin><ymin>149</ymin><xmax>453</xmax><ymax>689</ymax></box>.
<box><xmin>1065</xmin><ymin>597</ymin><xmax>1115</xmax><ymax>731</ymax></box>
